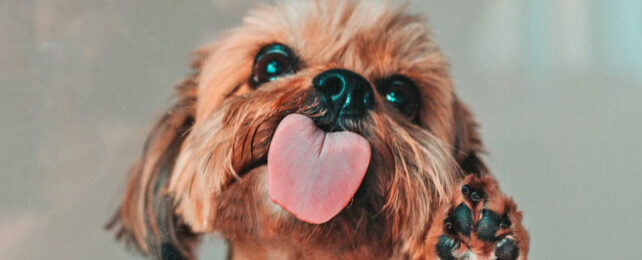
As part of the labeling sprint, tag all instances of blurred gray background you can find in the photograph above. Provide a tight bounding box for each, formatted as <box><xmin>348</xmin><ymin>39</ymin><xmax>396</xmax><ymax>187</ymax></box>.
<box><xmin>2</xmin><ymin>0</ymin><xmax>641</xmax><ymax>259</ymax></box>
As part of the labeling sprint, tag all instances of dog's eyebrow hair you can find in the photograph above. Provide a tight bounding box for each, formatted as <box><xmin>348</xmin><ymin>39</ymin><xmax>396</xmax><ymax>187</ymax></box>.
<box><xmin>224</xmin><ymin>84</ymin><xmax>243</xmax><ymax>97</ymax></box>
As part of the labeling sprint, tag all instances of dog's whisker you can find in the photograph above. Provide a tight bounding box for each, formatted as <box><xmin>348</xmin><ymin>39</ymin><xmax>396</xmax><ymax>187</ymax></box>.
<box><xmin>201</xmin><ymin>152</ymin><xmax>212</xmax><ymax>176</ymax></box>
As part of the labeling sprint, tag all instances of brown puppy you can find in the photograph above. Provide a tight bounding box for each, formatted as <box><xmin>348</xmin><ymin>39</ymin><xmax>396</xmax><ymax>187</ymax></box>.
<box><xmin>107</xmin><ymin>1</ymin><xmax>528</xmax><ymax>259</ymax></box>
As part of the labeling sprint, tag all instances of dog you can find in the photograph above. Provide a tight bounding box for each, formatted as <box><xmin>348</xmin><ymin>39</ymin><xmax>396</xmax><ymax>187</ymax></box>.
<box><xmin>108</xmin><ymin>1</ymin><xmax>529</xmax><ymax>259</ymax></box>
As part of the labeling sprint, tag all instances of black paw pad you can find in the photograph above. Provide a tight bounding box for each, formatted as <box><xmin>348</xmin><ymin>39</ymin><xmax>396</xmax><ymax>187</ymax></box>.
<box><xmin>461</xmin><ymin>184</ymin><xmax>485</xmax><ymax>204</ymax></box>
<box><xmin>495</xmin><ymin>238</ymin><xmax>519</xmax><ymax>260</ymax></box>
<box><xmin>445</xmin><ymin>203</ymin><xmax>473</xmax><ymax>237</ymax></box>
<box><xmin>161</xmin><ymin>243</ymin><xmax>185</xmax><ymax>260</ymax></box>
<box><xmin>477</xmin><ymin>209</ymin><xmax>511</xmax><ymax>242</ymax></box>
<box><xmin>435</xmin><ymin>235</ymin><xmax>460</xmax><ymax>260</ymax></box>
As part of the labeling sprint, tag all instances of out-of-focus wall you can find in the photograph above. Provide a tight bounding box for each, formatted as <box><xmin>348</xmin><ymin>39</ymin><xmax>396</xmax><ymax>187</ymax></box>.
<box><xmin>1</xmin><ymin>0</ymin><xmax>640</xmax><ymax>259</ymax></box>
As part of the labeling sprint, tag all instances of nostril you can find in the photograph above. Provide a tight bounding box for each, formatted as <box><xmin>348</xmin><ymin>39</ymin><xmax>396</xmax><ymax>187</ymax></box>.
<box><xmin>313</xmin><ymin>72</ymin><xmax>346</xmax><ymax>100</ymax></box>
<box><xmin>323</xmin><ymin>75</ymin><xmax>345</xmax><ymax>98</ymax></box>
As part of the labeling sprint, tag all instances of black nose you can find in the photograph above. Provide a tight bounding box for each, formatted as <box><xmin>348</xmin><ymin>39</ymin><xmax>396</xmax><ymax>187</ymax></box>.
<box><xmin>313</xmin><ymin>69</ymin><xmax>374</xmax><ymax>117</ymax></box>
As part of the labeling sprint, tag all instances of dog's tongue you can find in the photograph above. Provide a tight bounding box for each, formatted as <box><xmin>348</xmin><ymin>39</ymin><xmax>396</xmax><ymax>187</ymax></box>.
<box><xmin>267</xmin><ymin>114</ymin><xmax>370</xmax><ymax>224</ymax></box>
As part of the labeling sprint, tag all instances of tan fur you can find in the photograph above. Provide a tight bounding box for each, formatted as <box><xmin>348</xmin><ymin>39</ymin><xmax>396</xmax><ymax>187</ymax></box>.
<box><xmin>108</xmin><ymin>1</ymin><xmax>527</xmax><ymax>259</ymax></box>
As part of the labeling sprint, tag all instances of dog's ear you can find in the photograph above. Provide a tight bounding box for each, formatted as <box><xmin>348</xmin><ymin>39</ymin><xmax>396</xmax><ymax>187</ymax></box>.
<box><xmin>107</xmin><ymin>51</ymin><xmax>208</xmax><ymax>260</ymax></box>
<box><xmin>452</xmin><ymin>98</ymin><xmax>488</xmax><ymax>176</ymax></box>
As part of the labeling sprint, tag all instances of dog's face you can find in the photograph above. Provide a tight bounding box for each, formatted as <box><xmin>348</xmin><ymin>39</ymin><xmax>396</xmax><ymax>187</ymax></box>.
<box><xmin>110</xmin><ymin>1</ymin><xmax>486</xmax><ymax>258</ymax></box>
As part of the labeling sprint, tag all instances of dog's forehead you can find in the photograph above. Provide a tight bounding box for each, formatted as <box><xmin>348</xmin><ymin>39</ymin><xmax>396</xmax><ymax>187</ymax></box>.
<box><xmin>244</xmin><ymin>0</ymin><xmax>445</xmax><ymax>79</ymax></box>
<box><xmin>196</xmin><ymin>1</ymin><xmax>452</xmax><ymax>121</ymax></box>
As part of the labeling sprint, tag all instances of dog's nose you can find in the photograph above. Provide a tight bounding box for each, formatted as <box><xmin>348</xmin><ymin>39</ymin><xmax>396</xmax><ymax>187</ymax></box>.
<box><xmin>313</xmin><ymin>69</ymin><xmax>374</xmax><ymax>117</ymax></box>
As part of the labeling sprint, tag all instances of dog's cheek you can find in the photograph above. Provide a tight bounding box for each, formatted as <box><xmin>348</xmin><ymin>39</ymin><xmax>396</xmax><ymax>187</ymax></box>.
<box><xmin>171</xmin><ymin>169</ymin><xmax>215</xmax><ymax>233</ymax></box>
<box><xmin>168</xmin><ymin>136</ymin><xmax>220</xmax><ymax>232</ymax></box>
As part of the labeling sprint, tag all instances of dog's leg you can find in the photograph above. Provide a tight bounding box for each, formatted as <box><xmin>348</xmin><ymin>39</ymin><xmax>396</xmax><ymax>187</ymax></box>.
<box><xmin>421</xmin><ymin>175</ymin><xmax>529</xmax><ymax>260</ymax></box>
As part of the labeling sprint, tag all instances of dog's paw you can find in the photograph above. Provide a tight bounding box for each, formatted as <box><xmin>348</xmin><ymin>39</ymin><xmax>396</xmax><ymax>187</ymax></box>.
<box><xmin>424</xmin><ymin>175</ymin><xmax>529</xmax><ymax>260</ymax></box>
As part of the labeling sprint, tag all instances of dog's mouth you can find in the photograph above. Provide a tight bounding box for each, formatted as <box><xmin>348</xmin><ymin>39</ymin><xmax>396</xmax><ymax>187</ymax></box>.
<box><xmin>266</xmin><ymin>113</ymin><xmax>371</xmax><ymax>224</ymax></box>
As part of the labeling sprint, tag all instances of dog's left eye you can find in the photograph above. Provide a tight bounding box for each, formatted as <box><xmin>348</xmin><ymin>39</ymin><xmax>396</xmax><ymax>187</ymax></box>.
<box><xmin>376</xmin><ymin>76</ymin><xmax>420</xmax><ymax>119</ymax></box>
<box><xmin>250</xmin><ymin>44</ymin><xmax>297</xmax><ymax>87</ymax></box>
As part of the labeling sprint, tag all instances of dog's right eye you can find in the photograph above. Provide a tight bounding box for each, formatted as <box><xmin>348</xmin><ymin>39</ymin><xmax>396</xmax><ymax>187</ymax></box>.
<box><xmin>375</xmin><ymin>75</ymin><xmax>421</xmax><ymax>120</ymax></box>
<box><xmin>250</xmin><ymin>44</ymin><xmax>297</xmax><ymax>87</ymax></box>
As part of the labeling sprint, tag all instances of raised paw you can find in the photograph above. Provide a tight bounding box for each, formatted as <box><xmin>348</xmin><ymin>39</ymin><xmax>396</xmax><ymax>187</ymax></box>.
<box><xmin>422</xmin><ymin>175</ymin><xmax>529</xmax><ymax>260</ymax></box>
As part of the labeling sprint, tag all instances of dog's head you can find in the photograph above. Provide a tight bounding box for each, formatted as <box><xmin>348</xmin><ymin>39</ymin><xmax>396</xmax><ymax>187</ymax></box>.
<box><xmin>109</xmin><ymin>1</ymin><xmax>486</xmax><ymax>258</ymax></box>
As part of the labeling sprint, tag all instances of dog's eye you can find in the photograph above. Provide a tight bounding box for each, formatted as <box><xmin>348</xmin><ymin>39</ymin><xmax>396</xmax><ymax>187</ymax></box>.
<box><xmin>376</xmin><ymin>76</ymin><xmax>420</xmax><ymax>119</ymax></box>
<box><xmin>250</xmin><ymin>44</ymin><xmax>297</xmax><ymax>87</ymax></box>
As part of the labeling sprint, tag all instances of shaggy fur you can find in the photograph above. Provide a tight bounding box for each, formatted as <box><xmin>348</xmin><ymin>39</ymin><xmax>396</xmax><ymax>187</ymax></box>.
<box><xmin>107</xmin><ymin>1</ymin><xmax>528</xmax><ymax>259</ymax></box>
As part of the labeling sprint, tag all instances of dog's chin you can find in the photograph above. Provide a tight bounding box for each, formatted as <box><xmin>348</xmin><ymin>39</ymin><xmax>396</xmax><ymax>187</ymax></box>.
<box><xmin>216</xmin><ymin>162</ymin><xmax>386</xmax><ymax>243</ymax></box>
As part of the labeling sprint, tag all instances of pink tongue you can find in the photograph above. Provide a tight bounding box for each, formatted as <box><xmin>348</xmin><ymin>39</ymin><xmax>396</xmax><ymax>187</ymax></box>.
<box><xmin>267</xmin><ymin>114</ymin><xmax>371</xmax><ymax>224</ymax></box>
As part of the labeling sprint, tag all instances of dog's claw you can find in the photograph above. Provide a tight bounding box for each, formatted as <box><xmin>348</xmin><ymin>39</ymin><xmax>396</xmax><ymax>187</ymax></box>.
<box><xmin>461</xmin><ymin>185</ymin><xmax>470</xmax><ymax>197</ymax></box>
<box><xmin>470</xmin><ymin>191</ymin><xmax>482</xmax><ymax>202</ymax></box>
<box><xmin>461</xmin><ymin>184</ymin><xmax>485</xmax><ymax>204</ymax></box>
